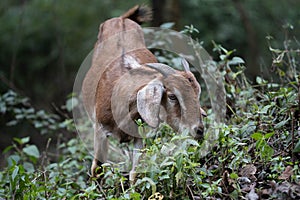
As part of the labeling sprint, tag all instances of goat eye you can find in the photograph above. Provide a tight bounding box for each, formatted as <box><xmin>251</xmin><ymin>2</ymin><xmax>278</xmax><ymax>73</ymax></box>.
<box><xmin>168</xmin><ymin>94</ymin><xmax>177</xmax><ymax>101</ymax></box>
<box><xmin>188</xmin><ymin>78</ymin><xmax>193</xmax><ymax>82</ymax></box>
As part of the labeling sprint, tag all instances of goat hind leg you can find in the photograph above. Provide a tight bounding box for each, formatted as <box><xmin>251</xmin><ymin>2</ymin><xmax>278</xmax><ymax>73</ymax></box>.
<box><xmin>91</xmin><ymin>123</ymin><xmax>108</xmax><ymax>178</ymax></box>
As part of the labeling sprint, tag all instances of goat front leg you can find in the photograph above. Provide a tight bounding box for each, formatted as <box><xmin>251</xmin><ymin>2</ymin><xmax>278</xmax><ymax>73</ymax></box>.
<box><xmin>129</xmin><ymin>137</ymin><xmax>143</xmax><ymax>183</ymax></box>
<box><xmin>91</xmin><ymin>123</ymin><xmax>108</xmax><ymax>178</ymax></box>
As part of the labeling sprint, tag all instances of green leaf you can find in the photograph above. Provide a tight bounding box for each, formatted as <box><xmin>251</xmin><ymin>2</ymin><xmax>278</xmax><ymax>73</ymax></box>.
<box><xmin>269</xmin><ymin>46</ymin><xmax>282</xmax><ymax>54</ymax></box>
<box><xmin>175</xmin><ymin>171</ymin><xmax>183</xmax><ymax>186</ymax></box>
<box><xmin>200</xmin><ymin>183</ymin><xmax>211</xmax><ymax>189</ymax></box>
<box><xmin>256</xmin><ymin>139</ymin><xmax>266</xmax><ymax>149</ymax></box>
<box><xmin>130</xmin><ymin>192</ymin><xmax>142</xmax><ymax>200</ymax></box>
<box><xmin>160</xmin><ymin>160</ymin><xmax>174</xmax><ymax>168</ymax></box>
<box><xmin>135</xmin><ymin>177</ymin><xmax>156</xmax><ymax>195</ymax></box>
<box><xmin>160</xmin><ymin>22</ymin><xmax>175</xmax><ymax>29</ymax></box>
<box><xmin>267</xmin><ymin>83</ymin><xmax>279</xmax><ymax>88</ymax></box>
<box><xmin>274</xmin><ymin>118</ymin><xmax>290</xmax><ymax>129</ymax></box>
<box><xmin>185</xmin><ymin>139</ymin><xmax>200</xmax><ymax>146</ymax></box>
<box><xmin>7</xmin><ymin>155</ymin><xmax>20</xmax><ymax>166</ymax></box>
<box><xmin>220</xmin><ymin>54</ymin><xmax>227</xmax><ymax>61</ymax></box>
<box><xmin>158</xmin><ymin>174</ymin><xmax>170</xmax><ymax>180</ymax></box>
<box><xmin>11</xmin><ymin>165</ymin><xmax>19</xmax><ymax>181</ymax></box>
<box><xmin>68</xmin><ymin>146</ymin><xmax>77</xmax><ymax>154</ymax></box>
<box><xmin>251</xmin><ymin>132</ymin><xmax>263</xmax><ymax>141</ymax></box>
<box><xmin>230</xmin><ymin>172</ymin><xmax>239</xmax><ymax>179</ymax></box>
<box><xmin>256</xmin><ymin>76</ymin><xmax>267</xmax><ymax>85</ymax></box>
<box><xmin>161</xmin><ymin>143</ymin><xmax>176</xmax><ymax>155</ymax></box>
<box><xmin>13</xmin><ymin>137</ymin><xmax>30</xmax><ymax>145</ymax></box>
<box><xmin>23</xmin><ymin>145</ymin><xmax>40</xmax><ymax>158</ymax></box>
<box><xmin>261</xmin><ymin>143</ymin><xmax>274</xmax><ymax>160</ymax></box>
<box><xmin>228</xmin><ymin>56</ymin><xmax>245</xmax><ymax>65</ymax></box>
<box><xmin>23</xmin><ymin>162</ymin><xmax>35</xmax><ymax>173</ymax></box>
<box><xmin>241</xmin><ymin>121</ymin><xmax>256</xmax><ymax>134</ymax></box>
<box><xmin>2</xmin><ymin>145</ymin><xmax>14</xmax><ymax>154</ymax></box>
<box><xmin>21</xmin><ymin>137</ymin><xmax>30</xmax><ymax>144</ymax></box>
<box><xmin>6</xmin><ymin>120</ymin><xmax>18</xmax><ymax>126</ymax></box>
<box><xmin>264</xmin><ymin>132</ymin><xmax>274</xmax><ymax>139</ymax></box>
<box><xmin>258</xmin><ymin>105</ymin><xmax>272</xmax><ymax>114</ymax></box>
<box><xmin>171</xmin><ymin>134</ymin><xmax>190</xmax><ymax>142</ymax></box>
<box><xmin>66</xmin><ymin>97</ymin><xmax>79</xmax><ymax>112</ymax></box>
<box><xmin>293</xmin><ymin>139</ymin><xmax>300</xmax><ymax>153</ymax></box>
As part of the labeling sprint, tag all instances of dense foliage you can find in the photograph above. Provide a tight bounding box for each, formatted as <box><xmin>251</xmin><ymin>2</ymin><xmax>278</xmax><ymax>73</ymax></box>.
<box><xmin>0</xmin><ymin>31</ymin><xmax>299</xmax><ymax>199</ymax></box>
<box><xmin>0</xmin><ymin>1</ymin><xmax>299</xmax><ymax>199</ymax></box>
<box><xmin>1</xmin><ymin>0</ymin><xmax>299</xmax><ymax>107</ymax></box>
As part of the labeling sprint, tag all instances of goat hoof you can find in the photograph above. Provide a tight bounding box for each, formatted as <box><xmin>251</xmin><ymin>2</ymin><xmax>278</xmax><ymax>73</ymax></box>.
<box><xmin>91</xmin><ymin>159</ymin><xmax>104</xmax><ymax>179</ymax></box>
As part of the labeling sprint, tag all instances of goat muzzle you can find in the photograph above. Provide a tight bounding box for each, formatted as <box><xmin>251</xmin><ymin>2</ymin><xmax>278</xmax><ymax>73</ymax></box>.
<box><xmin>193</xmin><ymin>123</ymin><xmax>204</xmax><ymax>140</ymax></box>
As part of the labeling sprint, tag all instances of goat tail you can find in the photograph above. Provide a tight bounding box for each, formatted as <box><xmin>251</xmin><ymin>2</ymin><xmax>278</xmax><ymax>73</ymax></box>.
<box><xmin>121</xmin><ymin>5</ymin><xmax>152</xmax><ymax>24</ymax></box>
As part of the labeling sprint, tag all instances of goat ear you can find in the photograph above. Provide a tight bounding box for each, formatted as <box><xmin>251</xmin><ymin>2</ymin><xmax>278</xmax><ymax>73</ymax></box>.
<box><xmin>137</xmin><ymin>79</ymin><xmax>164</xmax><ymax>127</ymax></box>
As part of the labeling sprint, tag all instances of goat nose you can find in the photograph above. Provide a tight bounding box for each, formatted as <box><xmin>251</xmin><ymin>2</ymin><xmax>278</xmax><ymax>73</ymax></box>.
<box><xmin>196</xmin><ymin>128</ymin><xmax>203</xmax><ymax>135</ymax></box>
<box><xmin>193</xmin><ymin>125</ymin><xmax>204</xmax><ymax>140</ymax></box>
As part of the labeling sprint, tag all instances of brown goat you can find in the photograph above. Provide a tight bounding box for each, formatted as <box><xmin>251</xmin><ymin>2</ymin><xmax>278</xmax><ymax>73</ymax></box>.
<box><xmin>82</xmin><ymin>5</ymin><xmax>206</xmax><ymax>181</ymax></box>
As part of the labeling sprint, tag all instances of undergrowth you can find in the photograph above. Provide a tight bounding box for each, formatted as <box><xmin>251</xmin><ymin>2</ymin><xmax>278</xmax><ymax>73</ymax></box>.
<box><xmin>0</xmin><ymin>27</ymin><xmax>299</xmax><ymax>199</ymax></box>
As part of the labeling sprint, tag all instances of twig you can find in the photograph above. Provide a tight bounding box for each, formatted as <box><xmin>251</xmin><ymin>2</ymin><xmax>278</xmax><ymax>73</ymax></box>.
<box><xmin>95</xmin><ymin>180</ymin><xmax>107</xmax><ymax>199</ymax></box>
<box><xmin>41</xmin><ymin>138</ymin><xmax>51</xmax><ymax>199</ymax></box>
<box><xmin>41</xmin><ymin>138</ymin><xmax>52</xmax><ymax>169</ymax></box>
<box><xmin>51</xmin><ymin>102</ymin><xmax>70</xmax><ymax>119</ymax></box>
<box><xmin>186</xmin><ymin>184</ymin><xmax>196</xmax><ymax>200</ymax></box>
<box><xmin>291</xmin><ymin>110</ymin><xmax>295</xmax><ymax>163</ymax></box>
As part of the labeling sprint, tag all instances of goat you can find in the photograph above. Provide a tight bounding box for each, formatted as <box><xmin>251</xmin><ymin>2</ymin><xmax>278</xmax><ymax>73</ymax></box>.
<box><xmin>82</xmin><ymin>5</ymin><xmax>206</xmax><ymax>181</ymax></box>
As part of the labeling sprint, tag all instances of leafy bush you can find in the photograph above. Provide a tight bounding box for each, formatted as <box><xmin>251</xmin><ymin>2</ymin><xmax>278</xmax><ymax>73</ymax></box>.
<box><xmin>0</xmin><ymin>27</ymin><xmax>299</xmax><ymax>199</ymax></box>
<box><xmin>0</xmin><ymin>90</ymin><xmax>75</xmax><ymax>134</ymax></box>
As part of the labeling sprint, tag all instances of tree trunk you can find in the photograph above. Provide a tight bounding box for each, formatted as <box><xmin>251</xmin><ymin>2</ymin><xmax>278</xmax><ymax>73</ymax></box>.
<box><xmin>232</xmin><ymin>0</ymin><xmax>259</xmax><ymax>79</ymax></box>
<box><xmin>151</xmin><ymin>0</ymin><xmax>180</xmax><ymax>29</ymax></box>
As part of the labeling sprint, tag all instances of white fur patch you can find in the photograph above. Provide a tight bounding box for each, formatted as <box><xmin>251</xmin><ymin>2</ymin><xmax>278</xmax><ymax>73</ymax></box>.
<box><xmin>123</xmin><ymin>55</ymin><xmax>141</xmax><ymax>69</ymax></box>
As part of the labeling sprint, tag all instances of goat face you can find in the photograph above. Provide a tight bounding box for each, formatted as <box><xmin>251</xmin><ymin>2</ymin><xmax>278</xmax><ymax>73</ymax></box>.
<box><xmin>136</xmin><ymin>62</ymin><xmax>205</xmax><ymax>139</ymax></box>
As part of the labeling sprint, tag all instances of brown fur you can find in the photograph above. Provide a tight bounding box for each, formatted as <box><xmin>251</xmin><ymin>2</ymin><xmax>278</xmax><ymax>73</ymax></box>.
<box><xmin>82</xmin><ymin>5</ymin><xmax>204</xmax><ymax>180</ymax></box>
<box><xmin>82</xmin><ymin>6</ymin><xmax>152</xmax><ymax>117</ymax></box>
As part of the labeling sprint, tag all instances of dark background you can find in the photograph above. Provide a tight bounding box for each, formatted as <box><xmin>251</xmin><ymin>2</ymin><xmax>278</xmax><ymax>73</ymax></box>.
<box><xmin>0</xmin><ymin>0</ymin><xmax>299</xmax><ymax>153</ymax></box>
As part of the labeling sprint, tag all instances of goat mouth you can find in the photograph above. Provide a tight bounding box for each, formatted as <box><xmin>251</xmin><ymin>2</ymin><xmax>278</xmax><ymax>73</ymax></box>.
<box><xmin>193</xmin><ymin>133</ymin><xmax>203</xmax><ymax>141</ymax></box>
<box><xmin>188</xmin><ymin>125</ymin><xmax>204</xmax><ymax>140</ymax></box>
